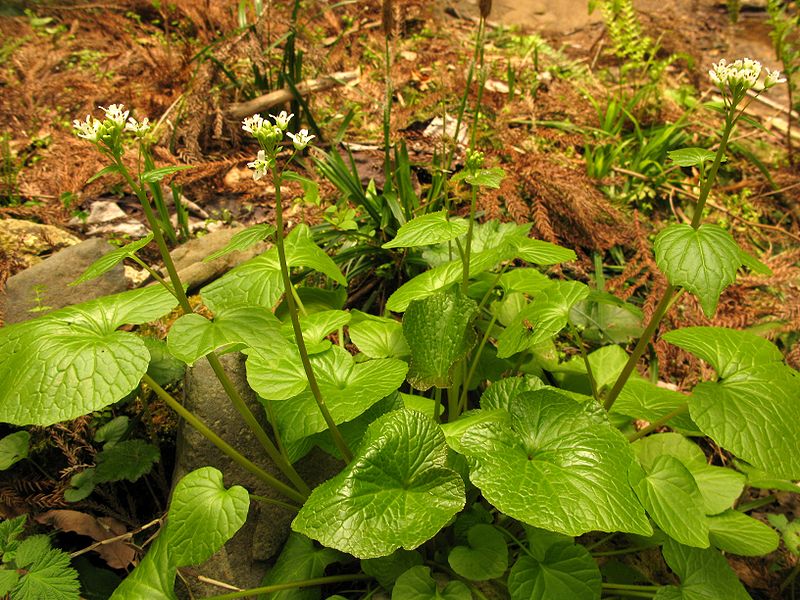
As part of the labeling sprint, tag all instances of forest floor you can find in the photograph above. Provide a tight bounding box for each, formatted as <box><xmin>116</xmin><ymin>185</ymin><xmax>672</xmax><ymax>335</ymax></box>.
<box><xmin>0</xmin><ymin>0</ymin><xmax>799</xmax><ymax>597</ymax></box>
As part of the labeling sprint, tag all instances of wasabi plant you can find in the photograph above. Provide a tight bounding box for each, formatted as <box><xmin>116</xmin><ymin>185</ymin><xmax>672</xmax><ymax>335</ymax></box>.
<box><xmin>0</xmin><ymin>58</ymin><xmax>797</xmax><ymax>599</ymax></box>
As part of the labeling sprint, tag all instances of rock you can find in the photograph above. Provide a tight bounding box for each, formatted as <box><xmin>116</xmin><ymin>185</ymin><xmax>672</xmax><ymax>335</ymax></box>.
<box><xmin>170</xmin><ymin>225</ymin><xmax>270</xmax><ymax>292</ymax></box>
<box><xmin>175</xmin><ymin>353</ymin><xmax>340</xmax><ymax>598</ymax></box>
<box><xmin>87</xmin><ymin>221</ymin><xmax>150</xmax><ymax>238</ymax></box>
<box><xmin>0</xmin><ymin>219</ymin><xmax>80</xmax><ymax>270</ymax></box>
<box><xmin>0</xmin><ymin>238</ymin><xmax>129</xmax><ymax>325</ymax></box>
<box><xmin>85</xmin><ymin>201</ymin><xmax>127</xmax><ymax>224</ymax></box>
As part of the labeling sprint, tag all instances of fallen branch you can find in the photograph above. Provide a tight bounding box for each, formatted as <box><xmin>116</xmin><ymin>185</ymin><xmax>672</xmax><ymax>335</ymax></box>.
<box><xmin>226</xmin><ymin>70</ymin><xmax>360</xmax><ymax>119</ymax></box>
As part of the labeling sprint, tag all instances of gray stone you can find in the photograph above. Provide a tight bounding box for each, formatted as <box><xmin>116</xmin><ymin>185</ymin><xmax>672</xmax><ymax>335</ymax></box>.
<box><xmin>174</xmin><ymin>353</ymin><xmax>340</xmax><ymax>598</ymax></box>
<box><xmin>0</xmin><ymin>237</ymin><xmax>129</xmax><ymax>325</ymax></box>
<box><xmin>0</xmin><ymin>219</ymin><xmax>80</xmax><ymax>270</ymax></box>
<box><xmin>85</xmin><ymin>201</ymin><xmax>127</xmax><ymax>224</ymax></box>
<box><xmin>170</xmin><ymin>224</ymin><xmax>270</xmax><ymax>292</ymax></box>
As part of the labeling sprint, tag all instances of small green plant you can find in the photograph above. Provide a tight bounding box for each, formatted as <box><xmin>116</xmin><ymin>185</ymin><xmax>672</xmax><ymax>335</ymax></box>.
<box><xmin>0</xmin><ymin>56</ymin><xmax>797</xmax><ymax>599</ymax></box>
<box><xmin>0</xmin><ymin>516</ymin><xmax>80</xmax><ymax>599</ymax></box>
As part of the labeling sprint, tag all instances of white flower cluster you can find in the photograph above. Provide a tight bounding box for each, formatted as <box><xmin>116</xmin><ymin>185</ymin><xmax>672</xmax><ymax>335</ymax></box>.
<box><xmin>243</xmin><ymin>112</ymin><xmax>315</xmax><ymax>181</ymax></box>
<box><xmin>709</xmin><ymin>58</ymin><xmax>786</xmax><ymax>93</ymax></box>
<box><xmin>73</xmin><ymin>103</ymin><xmax>150</xmax><ymax>142</ymax></box>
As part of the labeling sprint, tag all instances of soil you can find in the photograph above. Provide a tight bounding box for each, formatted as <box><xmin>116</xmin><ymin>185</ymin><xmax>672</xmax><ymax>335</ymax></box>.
<box><xmin>0</xmin><ymin>0</ymin><xmax>799</xmax><ymax>597</ymax></box>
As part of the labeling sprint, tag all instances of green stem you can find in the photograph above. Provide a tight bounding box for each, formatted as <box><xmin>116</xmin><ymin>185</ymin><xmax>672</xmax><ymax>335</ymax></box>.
<box><xmin>129</xmin><ymin>255</ymin><xmax>177</xmax><ymax>298</ymax></box>
<box><xmin>119</xmin><ymin>162</ymin><xmax>309</xmax><ymax>494</ymax></box>
<box><xmin>141</xmin><ymin>374</ymin><xmax>306</xmax><ymax>504</ymax></box>
<box><xmin>627</xmin><ymin>402</ymin><xmax>689</xmax><ymax>442</ymax></box>
<box><xmin>592</xmin><ymin>546</ymin><xmax>655</xmax><ymax>557</ymax></box>
<box><xmin>602</xmin><ymin>582</ymin><xmax>660</xmax><ymax>597</ymax></box>
<box><xmin>462</xmin><ymin>185</ymin><xmax>478</xmax><ymax>293</ymax></box>
<box><xmin>205</xmin><ymin>574</ymin><xmax>373</xmax><ymax>600</ymax></box>
<box><xmin>433</xmin><ymin>387</ymin><xmax>442</xmax><ymax>423</ymax></box>
<box><xmin>585</xmin><ymin>532</ymin><xmax>617</xmax><ymax>552</ymax></box>
<box><xmin>736</xmin><ymin>494</ymin><xmax>777</xmax><ymax>513</ymax></box>
<box><xmin>691</xmin><ymin>112</ymin><xmax>734</xmax><ymax>228</ymax></box>
<box><xmin>249</xmin><ymin>493</ymin><xmax>300</xmax><ymax>512</ymax></box>
<box><xmin>780</xmin><ymin>562</ymin><xmax>800</xmax><ymax>594</ymax></box>
<box><xmin>272</xmin><ymin>165</ymin><xmax>353</xmax><ymax>463</ymax></box>
<box><xmin>569</xmin><ymin>322</ymin><xmax>599</xmax><ymax>403</ymax></box>
<box><xmin>603</xmin><ymin>285</ymin><xmax>677</xmax><ymax>412</ymax></box>
<box><xmin>461</xmin><ymin>314</ymin><xmax>498</xmax><ymax>411</ymax></box>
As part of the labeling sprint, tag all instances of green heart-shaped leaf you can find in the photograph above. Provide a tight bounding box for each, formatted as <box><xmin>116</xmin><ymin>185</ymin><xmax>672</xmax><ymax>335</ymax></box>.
<box><xmin>110</xmin><ymin>467</ymin><xmax>248</xmax><ymax>599</ymax></box>
<box><xmin>448</xmin><ymin>524</ymin><xmax>508</xmax><ymax>581</ymax></box>
<box><xmin>269</xmin><ymin>346</ymin><xmax>408</xmax><ymax>445</ymax></box>
<box><xmin>613</xmin><ymin>378</ymin><xmax>700</xmax><ymax>435</ymax></box>
<box><xmin>512</xmin><ymin>238</ymin><xmax>576</xmax><ymax>265</ymax></box>
<box><xmin>507</xmin><ymin>542</ymin><xmax>601</xmax><ymax>600</ymax></box>
<box><xmin>633</xmin><ymin>434</ymin><xmax>745</xmax><ymax>515</ymax></box>
<box><xmin>391</xmin><ymin>566</ymin><xmax>471</xmax><ymax>600</ymax></box>
<box><xmin>0</xmin><ymin>286</ymin><xmax>178</xmax><ymax>426</ymax></box>
<box><xmin>631</xmin><ymin>456</ymin><xmax>709</xmax><ymax>548</ymax></box>
<box><xmin>664</xmin><ymin>327</ymin><xmax>800</xmax><ymax>479</ymax></box>
<box><xmin>668</xmin><ymin>147</ymin><xmax>720</xmax><ymax>167</ymax></box>
<box><xmin>349</xmin><ymin>311</ymin><xmax>410</xmax><ymax>359</ymax></box>
<box><xmin>654</xmin><ymin>224</ymin><xmax>741</xmax><ymax>316</ymax></box>
<box><xmin>293</xmin><ymin>409</ymin><xmax>465</xmax><ymax>558</ymax></box>
<box><xmin>168</xmin><ymin>305</ymin><xmax>282</xmax><ymax>365</ymax></box>
<box><xmin>658</xmin><ymin>539</ymin><xmax>750</xmax><ymax>600</ymax></box>
<box><xmin>459</xmin><ymin>390</ymin><xmax>651</xmax><ymax>537</ymax></box>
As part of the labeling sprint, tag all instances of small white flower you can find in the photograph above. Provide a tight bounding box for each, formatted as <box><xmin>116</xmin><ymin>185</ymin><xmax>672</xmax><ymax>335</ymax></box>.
<box><xmin>246</xmin><ymin>150</ymin><xmax>270</xmax><ymax>181</ymax></box>
<box><xmin>286</xmin><ymin>129</ymin><xmax>315</xmax><ymax>150</ymax></box>
<box><xmin>101</xmin><ymin>103</ymin><xmax>130</xmax><ymax>126</ymax></box>
<box><xmin>765</xmin><ymin>68</ymin><xmax>786</xmax><ymax>88</ymax></box>
<box><xmin>73</xmin><ymin>115</ymin><xmax>102</xmax><ymax>141</ymax></box>
<box><xmin>125</xmin><ymin>116</ymin><xmax>150</xmax><ymax>135</ymax></box>
<box><xmin>271</xmin><ymin>111</ymin><xmax>293</xmax><ymax>130</ymax></box>
<box><xmin>242</xmin><ymin>113</ymin><xmax>265</xmax><ymax>134</ymax></box>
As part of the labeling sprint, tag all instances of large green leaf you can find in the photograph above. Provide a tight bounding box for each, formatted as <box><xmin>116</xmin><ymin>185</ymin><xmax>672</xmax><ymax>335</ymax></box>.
<box><xmin>663</xmin><ymin>327</ymin><xmax>783</xmax><ymax>379</ymax></box>
<box><xmin>349</xmin><ymin>311</ymin><xmax>409</xmax><ymax>359</ymax></box>
<box><xmin>654</xmin><ymin>224</ymin><xmax>741</xmax><ymax>317</ymax></box>
<box><xmin>292</xmin><ymin>410</ymin><xmax>465</xmax><ymax>558</ymax></box>
<box><xmin>382</xmin><ymin>211</ymin><xmax>468</xmax><ymax>249</ymax></box>
<box><xmin>459</xmin><ymin>390</ymin><xmax>651</xmax><ymax>537</ymax></box>
<box><xmin>664</xmin><ymin>327</ymin><xmax>800</xmax><ymax>478</ymax></box>
<box><xmin>707</xmin><ymin>509</ymin><xmax>779</xmax><ymax>556</ymax></box>
<box><xmin>0</xmin><ymin>286</ymin><xmax>178</xmax><ymax>426</ymax></box>
<box><xmin>111</xmin><ymin>467</ymin><xmax>249</xmax><ymax>600</ymax></box>
<box><xmin>633</xmin><ymin>434</ymin><xmax>745</xmax><ymax>515</ymax></box>
<box><xmin>167</xmin><ymin>305</ymin><xmax>282</xmax><ymax>365</ymax></box>
<box><xmin>391</xmin><ymin>566</ymin><xmax>471</xmax><ymax>600</ymax></box>
<box><xmin>258</xmin><ymin>533</ymin><xmax>344</xmax><ymax>600</ymax></box>
<box><xmin>244</xmin><ymin>338</ymin><xmax>308</xmax><ymax>400</ymax></box>
<box><xmin>403</xmin><ymin>288</ymin><xmax>477</xmax><ymax>390</ymax></box>
<box><xmin>667</xmin><ymin>147</ymin><xmax>719</xmax><ymax>167</ymax></box>
<box><xmin>612</xmin><ymin>378</ymin><xmax>700</xmax><ymax>435</ymax></box>
<box><xmin>71</xmin><ymin>233</ymin><xmax>153</xmax><ymax>286</ymax></box>
<box><xmin>447</xmin><ymin>524</ymin><xmax>508</xmax><ymax>581</ymax></box>
<box><xmin>507</xmin><ymin>542</ymin><xmax>601</xmax><ymax>600</ymax></box>
<box><xmin>480</xmin><ymin>376</ymin><xmax>546</xmax><ymax>412</ymax></box>
<box><xmin>630</xmin><ymin>456</ymin><xmax>709</xmax><ymax>548</ymax></box>
<box><xmin>201</xmin><ymin>224</ymin><xmax>345</xmax><ymax>312</ymax></box>
<box><xmin>496</xmin><ymin>281</ymin><xmax>590</xmax><ymax>358</ymax></box>
<box><xmin>658</xmin><ymin>539</ymin><xmax>750</xmax><ymax>600</ymax></box>
<box><xmin>269</xmin><ymin>346</ymin><xmax>408</xmax><ymax>444</ymax></box>
<box><xmin>281</xmin><ymin>310</ymin><xmax>351</xmax><ymax>351</ymax></box>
